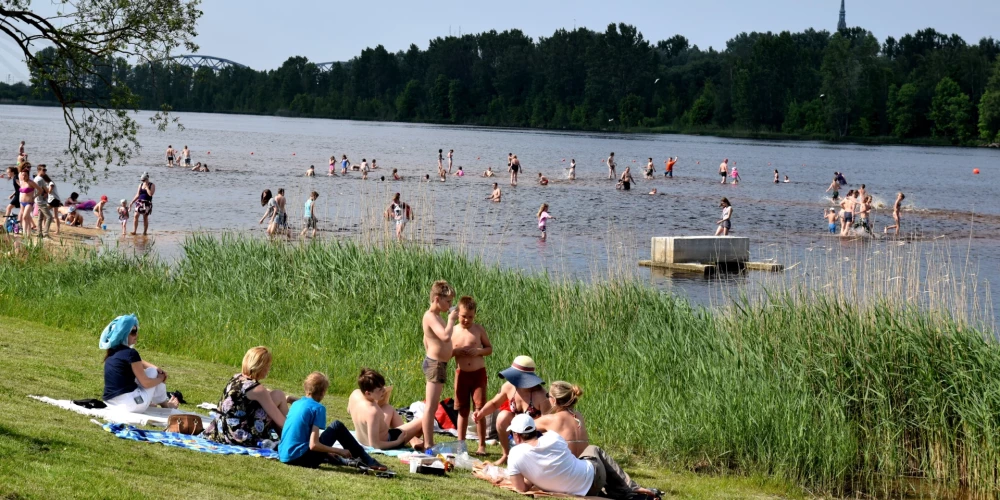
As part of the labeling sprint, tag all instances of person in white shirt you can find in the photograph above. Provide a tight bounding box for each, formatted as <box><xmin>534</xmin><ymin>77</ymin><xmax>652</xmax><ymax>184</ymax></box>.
<box><xmin>505</xmin><ymin>414</ymin><xmax>661</xmax><ymax>499</ymax></box>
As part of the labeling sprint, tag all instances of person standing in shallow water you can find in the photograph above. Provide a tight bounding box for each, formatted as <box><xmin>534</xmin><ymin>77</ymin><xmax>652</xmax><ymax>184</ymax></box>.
<box><xmin>884</xmin><ymin>192</ymin><xmax>905</xmax><ymax>235</ymax></box>
<box><xmin>130</xmin><ymin>172</ymin><xmax>155</xmax><ymax>236</ymax></box>
<box><xmin>606</xmin><ymin>152</ymin><xmax>616</xmax><ymax>179</ymax></box>
<box><xmin>718</xmin><ymin>159</ymin><xmax>729</xmax><ymax>184</ymax></box>
<box><xmin>715</xmin><ymin>198</ymin><xmax>732</xmax><ymax>236</ymax></box>
<box><xmin>385</xmin><ymin>192</ymin><xmax>411</xmax><ymax>241</ymax></box>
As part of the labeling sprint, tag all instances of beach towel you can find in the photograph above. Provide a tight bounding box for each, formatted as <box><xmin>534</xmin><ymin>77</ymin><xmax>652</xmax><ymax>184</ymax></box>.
<box><xmin>472</xmin><ymin>464</ymin><xmax>605</xmax><ymax>499</ymax></box>
<box><xmin>29</xmin><ymin>395</ymin><xmax>212</xmax><ymax>428</ymax></box>
<box><xmin>103</xmin><ymin>422</ymin><xmax>279</xmax><ymax>458</ymax></box>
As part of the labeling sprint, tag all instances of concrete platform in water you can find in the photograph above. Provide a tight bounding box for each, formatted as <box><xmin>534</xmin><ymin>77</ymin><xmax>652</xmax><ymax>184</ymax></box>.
<box><xmin>640</xmin><ymin>236</ymin><xmax>783</xmax><ymax>275</ymax></box>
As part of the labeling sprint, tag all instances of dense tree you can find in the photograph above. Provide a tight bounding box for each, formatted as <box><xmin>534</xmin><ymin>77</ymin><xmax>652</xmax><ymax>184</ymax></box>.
<box><xmin>2</xmin><ymin>22</ymin><xmax>996</xmax><ymax>147</ymax></box>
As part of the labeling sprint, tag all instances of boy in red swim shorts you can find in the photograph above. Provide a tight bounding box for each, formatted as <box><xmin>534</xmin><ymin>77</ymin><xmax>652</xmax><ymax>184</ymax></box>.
<box><xmin>451</xmin><ymin>296</ymin><xmax>493</xmax><ymax>455</ymax></box>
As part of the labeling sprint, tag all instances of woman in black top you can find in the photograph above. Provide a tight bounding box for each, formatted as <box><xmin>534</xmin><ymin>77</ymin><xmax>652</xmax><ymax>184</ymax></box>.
<box><xmin>100</xmin><ymin>314</ymin><xmax>178</xmax><ymax>411</ymax></box>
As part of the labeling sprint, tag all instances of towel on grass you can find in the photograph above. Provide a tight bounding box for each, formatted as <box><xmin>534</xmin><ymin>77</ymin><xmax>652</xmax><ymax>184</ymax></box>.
<box><xmin>29</xmin><ymin>395</ymin><xmax>212</xmax><ymax>428</ymax></box>
<box><xmin>472</xmin><ymin>464</ymin><xmax>605</xmax><ymax>499</ymax></box>
<box><xmin>103</xmin><ymin>423</ymin><xmax>278</xmax><ymax>458</ymax></box>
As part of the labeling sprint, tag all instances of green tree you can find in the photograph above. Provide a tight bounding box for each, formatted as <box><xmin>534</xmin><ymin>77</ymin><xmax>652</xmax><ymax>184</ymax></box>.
<box><xmin>396</xmin><ymin>80</ymin><xmax>421</xmax><ymax>121</ymax></box>
<box><xmin>887</xmin><ymin>83</ymin><xmax>920</xmax><ymax>138</ymax></box>
<box><xmin>4</xmin><ymin>0</ymin><xmax>202</xmax><ymax>187</ymax></box>
<box><xmin>618</xmin><ymin>94</ymin><xmax>644</xmax><ymax>128</ymax></box>
<box><xmin>685</xmin><ymin>81</ymin><xmax>716</xmax><ymax>126</ymax></box>
<box><xmin>979</xmin><ymin>57</ymin><xmax>1000</xmax><ymax>142</ymax></box>
<box><xmin>430</xmin><ymin>74</ymin><xmax>450</xmax><ymax>121</ymax></box>
<box><xmin>929</xmin><ymin>77</ymin><xmax>974</xmax><ymax>143</ymax></box>
<box><xmin>448</xmin><ymin>79</ymin><xmax>468</xmax><ymax>123</ymax></box>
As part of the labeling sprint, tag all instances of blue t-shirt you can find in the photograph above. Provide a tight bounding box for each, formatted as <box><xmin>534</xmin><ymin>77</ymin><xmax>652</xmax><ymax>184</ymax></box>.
<box><xmin>103</xmin><ymin>346</ymin><xmax>142</xmax><ymax>401</ymax></box>
<box><xmin>279</xmin><ymin>397</ymin><xmax>326</xmax><ymax>462</ymax></box>
<box><xmin>304</xmin><ymin>199</ymin><xmax>314</xmax><ymax>219</ymax></box>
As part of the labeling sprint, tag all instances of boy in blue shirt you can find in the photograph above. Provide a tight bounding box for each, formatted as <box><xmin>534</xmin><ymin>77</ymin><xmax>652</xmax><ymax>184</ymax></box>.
<box><xmin>279</xmin><ymin>372</ymin><xmax>386</xmax><ymax>471</ymax></box>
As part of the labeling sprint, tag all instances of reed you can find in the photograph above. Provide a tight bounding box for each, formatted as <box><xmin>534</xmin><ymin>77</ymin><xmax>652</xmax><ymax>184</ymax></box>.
<box><xmin>0</xmin><ymin>233</ymin><xmax>997</xmax><ymax>495</ymax></box>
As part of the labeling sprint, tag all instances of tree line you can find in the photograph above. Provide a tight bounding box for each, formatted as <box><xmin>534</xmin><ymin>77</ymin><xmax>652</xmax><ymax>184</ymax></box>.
<box><xmin>5</xmin><ymin>23</ymin><xmax>1000</xmax><ymax>145</ymax></box>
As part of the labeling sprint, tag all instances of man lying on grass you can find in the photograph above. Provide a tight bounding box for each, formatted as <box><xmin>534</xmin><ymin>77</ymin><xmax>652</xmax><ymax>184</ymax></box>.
<box><xmin>505</xmin><ymin>414</ymin><xmax>662</xmax><ymax>500</ymax></box>
<box><xmin>278</xmin><ymin>372</ymin><xmax>386</xmax><ymax>471</ymax></box>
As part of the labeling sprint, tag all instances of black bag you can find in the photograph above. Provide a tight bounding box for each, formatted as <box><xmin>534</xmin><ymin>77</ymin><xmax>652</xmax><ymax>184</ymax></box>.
<box><xmin>72</xmin><ymin>398</ymin><xmax>107</xmax><ymax>409</ymax></box>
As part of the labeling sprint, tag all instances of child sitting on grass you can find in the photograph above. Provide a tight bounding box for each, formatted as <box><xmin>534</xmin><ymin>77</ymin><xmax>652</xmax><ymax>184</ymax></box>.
<box><xmin>278</xmin><ymin>372</ymin><xmax>386</xmax><ymax>471</ymax></box>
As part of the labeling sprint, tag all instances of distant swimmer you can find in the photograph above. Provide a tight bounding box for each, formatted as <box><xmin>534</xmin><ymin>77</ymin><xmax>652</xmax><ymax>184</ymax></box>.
<box><xmin>486</xmin><ymin>183</ymin><xmax>502</xmax><ymax>203</ymax></box>
<box><xmin>607</xmin><ymin>152</ymin><xmax>616</xmax><ymax>179</ymax></box>
<box><xmin>648</xmin><ymin>188</ymin><xmax>658</xmax><ymax>195</ymax></box>
<box><xmin>826</xmin><ymin>176</ymin><xmax>840</xmax><ymax>201</ymax></box>
<box><xmin>783</xmin><ymin>175</ymin><xmax>790</xmax><ymax>183</ymax></box>
<box><xmin>537</xmin><ymin>203</ymin><xmax>554</xmax><ymax>241</ymax></box>
<box><xmin>719</xmin><ymin>159</ymin><xmax>729</xmax><ymax>184</ymax></box>
<box><xmin>537</xmin><ymin>172</ymin><xmax>548</xmax><ymax>186</ymax></box>
<box><xmin>392</xmin><ymin>168</ymin><xmax>402</xmax><ymax>181</ymax></box>
<box><xmin>341</xmin><ymin>155</ymin><xmax>351</xmax><ymax>175</ymax></box>
<box><xmin>482</xmin><ymin>166</ymin><xmax>495</xmax><ymax>178</ymax></box>
<box><xmin>836</xmin><ymin>171</ymin><xmax>847</xmax><ymax>186</ymax></box>
<box><xmin>619</xmin><ymin>166</ymin><xmax>634</xmax><ymax>191</ymax></box>
<box><xmin>839</xmin><ymin>189</ymin><xmax>855</xmax><ymax>236</ymax></box>
<box><xmin>859</xmin><ymin>195</ymin><xmax>874</xmax><ymax>236</ymax></box>
<box><xmin>455</xmin><ymin>166</ymin><xmax>465</xmax><ymax>177</ymax></box>
<box><xmin>644</xmin><ymin>158</ymin><xmax>655</xmax><ymax>179</ymax></box>
<box><xmin>165</xmin><ymin>145</ymin><xmax>175</xmax><ymax>167</ymax></box>
<box><xmin>305</xmin><ymin>165</ymin><xmax>315</xmax><ymax>177</ymax></box>
<box><xmin>191</xmin><ymin>162</ymin><xmax>209</xmax><ymax>172</ymax></box>
<box><xmin>438</xmin><ymin>149</ymin><xmax>444</xmax><ymax>174</ymax></box>
<box><xmin>328</xmin><ymin>156</ymin><xmax>337</xmax><ymax>176</ymax></box>
<box><xmin>509</xmin><ymin>155</ymin><xmax>521</xmax><ymax>186</ymax></box>
<box><xmin>448</xmin><ymin>149</ymin><xmax>454</xmax><ymax>173</ymax></box>
<box><xmin>664</xmin><ymin>156</ymin><xmax>676</xmax><ymax>178</ymax></box>
<box><xmin>730</xmin><ymin>166</ymin><xmax>740</xmax><ymax>184</ymax></box>
<box><xmin>371</xmin><ymin>159</ymin><xmax>379</xmax><ymax>170</ymax></box>
<box><xmin>773</xmin><ymin>170</ymin><xmax>779</xmax><ymax>183</ymax></box>
<box><xmin>884</xmin><ymin>192</ymin><xmax>905</xmax><ymax>235</ymax></box>
<box><xmin>567</xmin><ymin>159</ymin><xmax>576</xmax><ymax>180</ymax></box>
<box><xmin>825</xmin><ymin>208</ymin><xmax>838</xmax><ymax>234</ymax></box>
<box><xmin>715</xmin><ymin>198</ymin><xmax>732</xmax><ymax>236</ymax></box>
<box><xmin>181</xmin><ymin>146</ymin><xmax>191</xmax><ymax>167</ymax></box>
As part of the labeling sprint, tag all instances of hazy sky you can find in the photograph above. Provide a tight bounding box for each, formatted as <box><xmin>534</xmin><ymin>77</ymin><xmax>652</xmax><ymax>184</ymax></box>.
<box><xmin>1</xmin><ymin>0</ymin><xmax>998</xmax><ymax>80</ymax></box>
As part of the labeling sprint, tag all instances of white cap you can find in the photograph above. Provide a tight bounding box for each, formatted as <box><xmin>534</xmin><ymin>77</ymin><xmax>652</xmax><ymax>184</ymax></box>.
<box><xmin>509</xmin><ymin>414</ymin><xmax>536</xmax><ymax>434</ymax></box>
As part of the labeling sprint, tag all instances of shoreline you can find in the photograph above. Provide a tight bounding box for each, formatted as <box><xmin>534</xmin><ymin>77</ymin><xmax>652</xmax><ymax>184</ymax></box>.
<box><xmin>2</xmin><ymin>101</ymin><xmax>996</xmax><ymax>149</ymax></box>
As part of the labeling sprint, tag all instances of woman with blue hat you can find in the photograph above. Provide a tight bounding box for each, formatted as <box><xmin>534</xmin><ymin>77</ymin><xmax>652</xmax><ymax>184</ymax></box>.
<box><xmin>472</xmin><ymin>355</ymin><xmax>551</xmax><ymax>466</ymax></box>
<box><xmin>100</xmin><ymin>314</ymin><xmax>178</xmax><ymax>411</ymax></box>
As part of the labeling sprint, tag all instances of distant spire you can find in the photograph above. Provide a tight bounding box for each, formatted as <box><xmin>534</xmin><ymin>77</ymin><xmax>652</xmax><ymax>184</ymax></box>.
<box><xmin>838</xmin><ymin>0</ymin><xmax>847</xmax><ymax>31</ymax></box>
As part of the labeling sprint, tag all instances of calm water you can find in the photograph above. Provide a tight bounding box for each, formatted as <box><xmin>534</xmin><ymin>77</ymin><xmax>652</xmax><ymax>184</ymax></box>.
<box><xmin>3</xmin><ymin>105</ymin><xmax>998</xmax><ymax>323</ymax></box>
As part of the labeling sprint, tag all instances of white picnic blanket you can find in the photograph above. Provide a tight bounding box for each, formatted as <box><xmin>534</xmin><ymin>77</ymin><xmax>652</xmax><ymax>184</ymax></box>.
<box><xmin>29</xmin><ymin>395</ymin><xmax>212</xmax><ymax>428</ymax></box>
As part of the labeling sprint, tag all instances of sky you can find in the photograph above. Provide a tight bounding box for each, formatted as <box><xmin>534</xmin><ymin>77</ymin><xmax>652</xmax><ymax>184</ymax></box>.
<box><xmin>1</xmin><ymin>0</ymin><xmax>999</xmax><ymax>80</ymax></box>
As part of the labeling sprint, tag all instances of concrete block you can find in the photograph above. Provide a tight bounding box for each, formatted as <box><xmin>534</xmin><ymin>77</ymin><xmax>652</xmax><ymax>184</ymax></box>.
<box><xmin>650</xmin><ymin>236</ymin><xmax>750</xmax><ymax>264</ymax></box>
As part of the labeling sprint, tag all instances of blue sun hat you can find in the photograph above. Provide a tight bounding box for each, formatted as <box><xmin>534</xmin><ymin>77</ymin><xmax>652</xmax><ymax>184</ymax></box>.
<box><xmin>99</xmin><ymin>314</ymin><xmax>138</xmax><ymax>349</ymax></box>
<box><xmin>498</xmin><ymin>355</ymin><xmax>545</xmax><ymax>389</ymax></box>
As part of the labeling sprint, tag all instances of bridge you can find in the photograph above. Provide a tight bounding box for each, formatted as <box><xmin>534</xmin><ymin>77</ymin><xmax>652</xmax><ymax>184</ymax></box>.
<box><xmin>167</xmin><ymin>55</ymin><xmax>248</xmax><ymax>71</ymax></box>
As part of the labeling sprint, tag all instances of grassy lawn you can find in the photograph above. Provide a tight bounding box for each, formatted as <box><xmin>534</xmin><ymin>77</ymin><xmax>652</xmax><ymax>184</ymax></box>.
<box><xmin>0</xmin><ymin>316</ymin><xmax>802</xmax><ymax>499</ymax></box>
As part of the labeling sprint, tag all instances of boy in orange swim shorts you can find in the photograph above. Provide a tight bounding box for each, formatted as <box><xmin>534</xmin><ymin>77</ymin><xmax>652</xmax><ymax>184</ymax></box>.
<box><xmin>451</xmin><ymin>296</ymin><xmax>493</xmax><ymax>455</ymax></box>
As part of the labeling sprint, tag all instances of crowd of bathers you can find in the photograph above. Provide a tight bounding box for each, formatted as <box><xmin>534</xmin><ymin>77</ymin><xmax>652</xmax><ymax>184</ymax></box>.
<box><xmin>95</xmin><ymin>280</ymin><xmax>662</xmax><ymax>499</ymax></box>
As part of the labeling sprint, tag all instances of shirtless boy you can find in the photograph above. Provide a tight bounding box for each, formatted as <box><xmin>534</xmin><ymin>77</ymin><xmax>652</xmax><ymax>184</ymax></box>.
<box><xmin>486</xmin><ymin>183</ymin><xmax>502</xmax><ymax>203</ymax></box>
<box><xmin>165</xmin><ymin>145</ymin><xmax>175</xmax><ymax>167</ymax></box>
<box><xmin>607</xmin><ymin>152</ymin><xmax>616</xmax><ymax>179</ymax></box>
<box><xmin>421</xmin><ymin>280</ymin><xmax>458</xmax><ymax>451</ymax></box>
<box><xmin>348</xmin><ymin>368</ymin><xmax>425</xmax><ymax>450</ymax></box>
<box><xmin>473</xmin><ymin>356</ymin><xmax>551</xmax><ymax>466</ymax></box>
<box><xmin>451</xmin><ymin>296</ymin><xmax>493</xmax><ymax>455</ymax></box>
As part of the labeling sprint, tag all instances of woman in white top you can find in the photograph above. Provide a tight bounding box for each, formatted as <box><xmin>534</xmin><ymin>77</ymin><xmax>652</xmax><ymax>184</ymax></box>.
<box><xmin>715</xmin><ymin>197</ymin><xmax>733</xmax><ymax>235</ymax></box>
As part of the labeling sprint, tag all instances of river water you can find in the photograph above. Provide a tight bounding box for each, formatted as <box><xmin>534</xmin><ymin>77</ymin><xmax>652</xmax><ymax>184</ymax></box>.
<box><xmin>2</xmin><ymin>105</ymin><xmax>998</xmax><ymax>325</ymax></box>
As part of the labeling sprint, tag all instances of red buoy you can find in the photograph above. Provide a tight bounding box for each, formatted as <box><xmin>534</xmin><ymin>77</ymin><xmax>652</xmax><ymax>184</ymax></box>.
<box><xmin>974</xmin><ymin>168</ymin><xmax>980</xmax><ymax>174</ymax></box>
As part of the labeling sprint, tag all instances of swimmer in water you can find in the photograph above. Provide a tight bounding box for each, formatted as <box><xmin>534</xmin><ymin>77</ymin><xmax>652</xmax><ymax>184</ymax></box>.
<box><xmin>730</xmin><ymin>166</ymin><xmax>740</xmax><ymax>184</ymax></box>
<box><xmin>371</xmin><ymin>159</ymin><xmax>379</xmax><ymax>170</ymax></box>
<box><xmin>665</xmin><ymin>156</ymin><xmax>676</xmax><ymax>178</ymax></box>
<box><xmin>455</xmin><ymin>166</ymin><xmax>464</xmax><ymax>177</ymax></box>
<box><xmin>859</xmin><ymin>195</ymin><xmax>874</xmax><ymax>236</ymax></box>
<box><xmin>839</xmin><ymin>189</ymin><xmax>855</xmax><ymax>236</ymax></box>
<box><xmin>644</xmin><ymin>158</ymin><xmax>655</xmax><ymax>179</ymax></box>
<box><xmin>773</xmin><ymin>170</ymin><xmax>779</xmax><ymax>183</ymax></box>
<box><xmin>567</xmin><ymin>159</ymin><xmax>576</xmax><ymax>180</ymax></box>
<box><xmin>884</xmin><ymin>192</ymin><xmax>905</xmax><ymax>235</ymax></box>
<box><xmin>486</xmin><ymin>183</ymin><xmax>502</xmax><ymax>203</ymax></box>
<box><xmin>341</xmin><ymin>155</ymin><xmax>351</xmax><ymax>175</ymax></box>
<box><xmin>328</xmin><ymin>156</ymin><xmax>337</xmax><ymax>176</ymax></box>
<box><xmin>537</xmin><ymin>173</ymin><xmax>548</xmax><ymax>186</ymax></box>
<box><xmin>783</xmin><ymin>175</ymin><xmax>790</xmax><ymax>183</ymax></box>
<box><xmin>619</xmin><ymin>166</ymin><xmax>634</xmax><ymax>191</ymax></box>
<box><xmin>719</xmin><ymin>159</ymin><xmax>729</xmax><ymax>184</ymax></box>
<box><xmin>448</xmin><ymin>149</ymin><xmax>454</xmax><ymax>173</ymax></box>
<box><xmin>825</xmin><ymin>208</ymin><xmax>838</xmax><ymax>234</ymax></box>
<box><xmin>305</xmin><ymin>165</ymin><xmax>315</xmax><ymax>177</ymax></box>
<box><xmin>482</xmin><ymin>167</ymin><xmax>494</xmax><ymax>178</ymax></box>
<box><xmin>392</xmin><ymin>169</ymin><xmax>402</xmax><ymax>181</ymax></box>
<box><xmin>607</xmin><ymin>152</ymin><xmax>616</xmax><ymax>180</ymax></box>
<box><xmin>509</xmin><ymin>155</ymin><xmax>521</xmax><ymax>186</ymax></box>
<box><xmin>165</xmin><ymin>145</ymin><xmax>175</xmax><ymax>167</ymax></box>
<box><xmin>826</xmin><ymin>176</ymin><xmax>840</xmax><ymax>202</ymax></box>
<box><xmin>648</xmin><ymin>188</ymin><xmax>658</xmax><ymax>195</ymax></box>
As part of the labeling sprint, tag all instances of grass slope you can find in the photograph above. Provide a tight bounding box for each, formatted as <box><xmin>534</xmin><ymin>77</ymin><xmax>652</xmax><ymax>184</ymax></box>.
<box><xmin>0</xmin><ymin>317</ymin><xmax>800</xmax><ymax>500</ymax></box>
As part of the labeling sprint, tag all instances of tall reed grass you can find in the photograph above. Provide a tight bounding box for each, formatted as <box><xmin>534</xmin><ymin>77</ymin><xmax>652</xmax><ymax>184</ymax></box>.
<box><xmin>0</xmin><ymin>234</ymin><xmax>997</xmax><ymax>495</ymax></box>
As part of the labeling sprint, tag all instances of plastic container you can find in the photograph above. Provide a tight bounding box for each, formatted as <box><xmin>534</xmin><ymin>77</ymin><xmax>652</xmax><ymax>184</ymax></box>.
<box><xmin>453</xmin><ymin>452</ymin><xmax>482</xmax><ymax>470</ymax></box>
<box><xmin>483</xmin><ymin>464</ymin><xmax>507</xmax><ymax>481</ymax></box>
<box><xmin>426</xmin><ymin>440</ymin><xmax>467</xmax><ymax>456</ymax></box>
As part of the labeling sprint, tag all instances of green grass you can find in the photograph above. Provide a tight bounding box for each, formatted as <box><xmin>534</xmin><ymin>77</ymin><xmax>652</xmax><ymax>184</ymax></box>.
<box><xmin>0</xmin><ymin>316</ymin><xmax>801</xmax><ymax>499</ymax></box>
<box><xmin>0</xmin><ymin>234</ymin><xmax>997</xmax><ymax>495</ymax></box>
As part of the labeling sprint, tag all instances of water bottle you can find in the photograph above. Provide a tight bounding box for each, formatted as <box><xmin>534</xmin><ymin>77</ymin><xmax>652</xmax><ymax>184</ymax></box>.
<box><xmin>426</xmin><ymin>440</ymin><xmax>467</xmax><ymax>456</ymax></box>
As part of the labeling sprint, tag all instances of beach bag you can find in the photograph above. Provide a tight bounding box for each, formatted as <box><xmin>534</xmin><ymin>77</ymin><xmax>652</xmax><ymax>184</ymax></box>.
<box><xmin>435</xmin><ymin>398</ymin><xmax>458</xmax><ymax>430</ymax></box>
<box><xmin>166</xmin><ymin>414</ymin><xmax>204</xmax><ymax>435</ymax></box>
